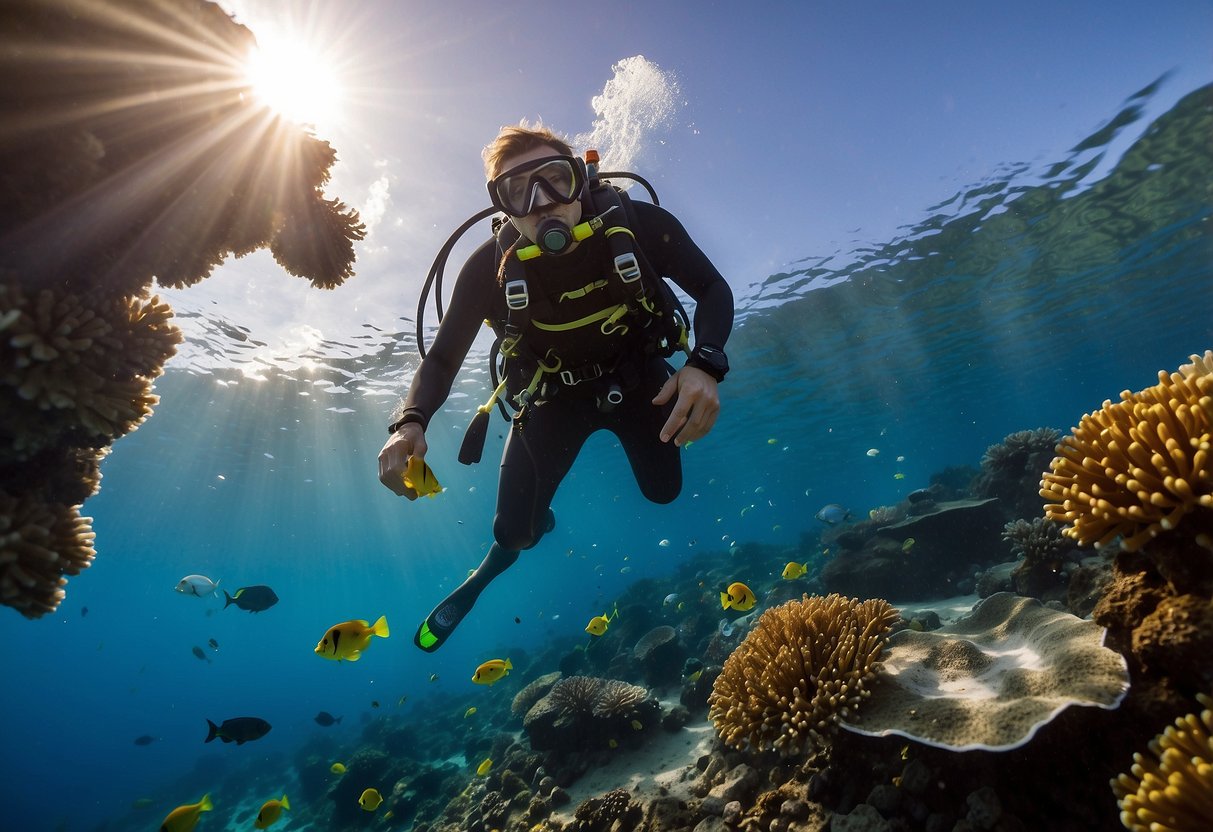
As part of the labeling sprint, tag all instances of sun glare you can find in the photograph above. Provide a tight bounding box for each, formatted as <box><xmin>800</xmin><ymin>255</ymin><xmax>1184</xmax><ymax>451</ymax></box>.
<box><xmin>245</xmin><ymin>35</ymin><xmax>343</xmax><ymax>134</ymax></box>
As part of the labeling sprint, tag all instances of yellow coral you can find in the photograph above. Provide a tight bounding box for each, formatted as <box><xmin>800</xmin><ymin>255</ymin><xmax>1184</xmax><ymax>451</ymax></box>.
<box><xmin>1040</xmin><ymin>350</ymin><xmax>1213</xmax><ymax>551</ymax></box>
<box><xmin>1112</xmin><ymin>692</ymin><xmax>1213</xmax><ymax>832</ymax></box>
<box><xmin>708</xmin><ymin>593</ymin><xmax>898</xmax><ymax>756</ymax></box>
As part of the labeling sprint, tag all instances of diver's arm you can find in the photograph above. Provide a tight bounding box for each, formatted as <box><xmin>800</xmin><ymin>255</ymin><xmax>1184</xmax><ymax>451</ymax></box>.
<box><xmin>632</xmin><ymin>201</ymin><xmax>734</xmax><ymax>349</ymax></box>
<box><xmin>635</xmin><ymin>202</ymin><xmax>735</xmax><ymax>445</ymax></box>
<box><xmin>378</xmin><ymin>241</ymin><xmax>496</xmax><ymax>497</ymax></box>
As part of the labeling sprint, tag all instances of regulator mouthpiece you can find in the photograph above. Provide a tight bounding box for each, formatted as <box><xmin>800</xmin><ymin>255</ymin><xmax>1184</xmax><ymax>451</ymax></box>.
<box><xmin>535</xmin><ymin>217</ymin><xmax>573</xmax><ymax>255</ymax></box>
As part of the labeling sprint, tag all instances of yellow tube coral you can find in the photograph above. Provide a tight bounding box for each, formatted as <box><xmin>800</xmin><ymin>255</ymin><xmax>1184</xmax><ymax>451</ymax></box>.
<box><xmin>1112</xmin><ymin>692</ymin><xmax>1213</xmax><ymax>832</ymax></box>
<box><xmin>708</xmin><ymin>593</ymin><xmax>898</xmax><ymax>756</ymax></box>
<box><xmin>1041</xmin><ymin>350</ymin><xmax>1213</xmax><ymax>551</ymax></box>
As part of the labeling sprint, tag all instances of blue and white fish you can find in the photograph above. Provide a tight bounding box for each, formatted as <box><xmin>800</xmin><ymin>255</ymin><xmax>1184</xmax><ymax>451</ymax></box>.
<box><xmin>176</xmin><ymin>575</ymin><xmax>220</xmax><ymax>597</ymax></box>
<box><xmin>814</xmin><ymin>504</ymin><xmax>853</xmax><ymax>525</ymax></box>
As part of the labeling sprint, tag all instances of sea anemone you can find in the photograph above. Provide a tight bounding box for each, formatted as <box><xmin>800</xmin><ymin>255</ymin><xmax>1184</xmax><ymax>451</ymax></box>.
<box><xmin>708</xmin><ymin>593</ymin><xmax>898</xmax><ymax>756</ymax></box>
<box><xmin>1040</xmin><ymin>350</ymin><xmax>1213</xmax><ymax>551</ymax></box>
<box><xmin>1112</xmin><ymin>692</ymin><xmax>1213</xmax><ymax>832</ymax></box>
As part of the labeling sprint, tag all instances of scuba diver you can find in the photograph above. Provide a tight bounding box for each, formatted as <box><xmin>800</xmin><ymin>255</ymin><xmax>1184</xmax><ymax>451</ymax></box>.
<box><xmin>377</xmin><ymin>122</ymin><xmax>734</xmax><ymax>652</ymax></box>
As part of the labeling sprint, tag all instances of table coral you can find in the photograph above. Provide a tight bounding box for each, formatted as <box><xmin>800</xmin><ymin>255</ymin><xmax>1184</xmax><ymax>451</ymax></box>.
<box><xmin>708</xmin><ymin>593</ymin><xmax>898</xmax><ymax>756</ymax></box>
<box><xmin>1112</xmin><ymin>692</ymin><xmax>1213</xmax><ymax>832</ymax></box>
<box><xmin>1041</xmin><ymin>350</ymin><xmax>1213</xmax><ymax>552</ymax></box>
<box><xmin>840</xmin><ymin>593</ymin><xmax>1129</xmax><ymax>751</ymax></box>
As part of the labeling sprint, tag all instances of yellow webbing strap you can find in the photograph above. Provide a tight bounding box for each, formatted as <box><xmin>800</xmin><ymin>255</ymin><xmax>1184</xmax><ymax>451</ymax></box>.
<box><xmin>531</xmin><ymin>304</ymin><xmax>629</xmax><ymax>333</ymax></box>
<box><xmin>559</xmin><ymin>279</ymin><xmax>609</xmax><ymax>302</ymax></box>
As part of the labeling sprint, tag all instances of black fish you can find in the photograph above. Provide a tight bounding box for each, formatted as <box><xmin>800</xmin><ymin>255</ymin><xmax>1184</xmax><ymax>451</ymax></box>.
<box><xmin>223</xmin><ymin>585</ymin><xmax>279</xmax><ymax>613</ymax></box>
<box><xmin>191</xmin><ymin>646</ymin><xmax>210</xmax><ymax>663</ymax></box>
<box><xmin>132</xmin><ymin>734</ymin><xmax>156</xmax><ymax>746</ymax></box>
<box><xmin>208</xmin><ymin>638</ymin><xmax>219</xmax><ymax>650</ymax></box>
<box><xmin>81</xmin><ymin>606</ymin><xmax>88</xmax><ymax>617</ymax></box>
<box><xmin>313</xmin><ymin>711</ymin><xmax>342</xmax><ymax>727</ymax></box>
<box><xmin>205</xmin><ymin>716</ymin><xmax>271</xmax><ymax>745</ymax></box>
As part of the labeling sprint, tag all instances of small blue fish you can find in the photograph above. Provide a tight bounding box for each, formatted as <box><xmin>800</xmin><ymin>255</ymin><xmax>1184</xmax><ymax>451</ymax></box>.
<box><xmin>814</xmin><ymin>504</ymin><xmax>852</xmax><ymax>525</ymax></box>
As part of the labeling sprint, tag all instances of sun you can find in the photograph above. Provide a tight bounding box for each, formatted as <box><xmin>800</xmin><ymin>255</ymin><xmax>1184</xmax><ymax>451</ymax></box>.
<box><xmin>244</xmin><ymin>34</ymin><xmax>343</xmax><ymax>134</ymax></box>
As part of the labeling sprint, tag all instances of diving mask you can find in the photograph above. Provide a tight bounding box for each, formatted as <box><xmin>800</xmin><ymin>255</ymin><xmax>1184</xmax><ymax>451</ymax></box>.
<box><xmin>487</xmin><ymin>155</ymin><xmax>587</xmax><ymax>217</ymax></box>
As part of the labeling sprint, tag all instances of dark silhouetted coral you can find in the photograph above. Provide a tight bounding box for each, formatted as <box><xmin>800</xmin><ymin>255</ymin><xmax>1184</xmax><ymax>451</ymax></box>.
<box><xmin>0</xmin><ymin>0</ymin><xmax>365</xmax><ymax>617</ymax></box>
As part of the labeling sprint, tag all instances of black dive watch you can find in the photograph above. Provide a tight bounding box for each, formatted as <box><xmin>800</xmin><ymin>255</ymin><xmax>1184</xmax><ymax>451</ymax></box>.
<box><xmin>686</xmin><ymin>344</ymin><xmax>729</xmax><ymax>382</ymax></box>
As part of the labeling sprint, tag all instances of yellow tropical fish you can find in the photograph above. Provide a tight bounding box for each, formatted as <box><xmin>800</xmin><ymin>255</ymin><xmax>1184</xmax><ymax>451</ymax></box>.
<box><xmin>608</xmin><ymin>738</ymin><xmax>618</xmax><ymax>748</ymax></box>
<box><xmin>476</xmin><ymin>758</ymin><xmax>493</xmax><ymax>776</ymax></box>
<box><xmin>893</xmin><ymin>472</ymin><xmax>905</xmax><ymax>480</ymax></box>
<box><xmin>403</xmin><ymin>456</ymin><xmax>442</xmax><ymax>497</ymax></box>
<box><xmin>358</xmin><ymin>788</ymin><xmax>383</xmax><ymax>811</ymax></box>
<box><xmin>314</xmin><ymin>615</ymin><xmax>390</xmax><ymax>662</ymax></box>
<box><xmin>902</xmin><ymin>538</ymin><xmax>916</xmax><ymax>553</ymax></box>
<box><xmin>254</xmin><ymin>795</ymin><xmax>290</xmax><ymax>829</ymax></box>
<box><xmin>585</xmin><ymin>606</ymin><xmax>618</xmax><ymax>636</ymax></box>
<box><xmin>330</xmin><ymin>762</ymin><xmax>346</xmax><ymax>774</ymax></box>
<box><xmin>720</xmin><ymin>582</ymin><xmax>756</xmax><ymax>611</ymax></box>
<box><xmin>464</xmin><ymin>706</ymin><xmax>477</xmax><ymax>718</ymax></box>
<box><xmin>687</xmin><ymin>668</ymin><xmax>704</xmax><ymax>683</ymax></box>
<box><xmin>631</xmin><ymin>720</ymin><xmax>643</xmax><ymax>730</ymax></box>
<box><xmin>781</xmin><ymin>561</ymin><xmax>807</xmax><ymax>580</ymax></box>
<box><xmin>472</xmin><ymin>658</ymin><xmax>512</xmax><ymax>686</ymax></box>
<box><xmin>160</xmin><ymin>794</ymin><xmax>213</xmax><ymax>832</ymax></box>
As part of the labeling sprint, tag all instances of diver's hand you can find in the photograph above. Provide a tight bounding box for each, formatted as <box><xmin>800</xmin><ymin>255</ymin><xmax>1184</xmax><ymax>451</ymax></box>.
<box><xmin>378</xmin><ymin>423</ymin><xmax>428</xmax><ymax>499</ymax></box>
<box><xmin>653</xmin><ymin>366</ymin><xmax>720</xmax><ymax>446</ymax></box>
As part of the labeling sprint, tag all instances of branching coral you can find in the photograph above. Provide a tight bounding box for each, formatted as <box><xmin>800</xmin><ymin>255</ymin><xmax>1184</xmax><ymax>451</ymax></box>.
<box><xmin>1041</xmin><ymin>350</ymin><xmax>1213</xmax><ymax>551</ymax></box>
<box><xmin>1112</xmin><ymin>692</ymin><xmax>1213</xmax><ymax>832</ymax></box>
<box><xmin>982</xmin><ymin>428</ymin><xmax>1063</xmax><ymax>473</ymax></box>
<box><xmin>708</xmin><ymin>593</ymin><xmax>898</xmax><ymax>756</ymax></box>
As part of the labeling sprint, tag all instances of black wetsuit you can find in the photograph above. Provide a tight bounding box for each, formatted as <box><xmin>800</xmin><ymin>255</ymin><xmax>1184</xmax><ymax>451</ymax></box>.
<box><xmin>404</xmin><ymin>201</ymin><xmax>733</xmax><ymax>649</ymax></box>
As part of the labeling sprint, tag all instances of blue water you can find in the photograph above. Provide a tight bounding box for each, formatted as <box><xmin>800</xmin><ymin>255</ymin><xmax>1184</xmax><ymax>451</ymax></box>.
<box><xmin>3</xmin><ymin>81</ymin><xmax>1212</xmax><ymax>831</ymax></box>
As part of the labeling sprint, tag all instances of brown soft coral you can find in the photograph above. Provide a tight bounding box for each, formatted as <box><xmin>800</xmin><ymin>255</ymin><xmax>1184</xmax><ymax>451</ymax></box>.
<box><xmin>708</xmin><ymin>593</ymin><xmax>898</xmax><ymax>756</ymax></box>
<box><xmin>1040</xmin><ymin>350</ymin><xmax>1213</xmax><ymax>552</ymax></box>
<box><xmin>0</xmin><ymin>491</ymin><xmax>95</xmax><ymax>619</ymax></box>
<box><xmin>1112</xmin><ymin>692</ymin><xmax>1213</xmax><ymax>832</ymax></box>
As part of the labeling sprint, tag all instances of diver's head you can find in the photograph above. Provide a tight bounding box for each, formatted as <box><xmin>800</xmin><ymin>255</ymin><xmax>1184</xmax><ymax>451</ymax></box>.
<box><xmin>484</xmin><ymin>123</ymin><xmax>585</xmax><ymax>254</ymax></box>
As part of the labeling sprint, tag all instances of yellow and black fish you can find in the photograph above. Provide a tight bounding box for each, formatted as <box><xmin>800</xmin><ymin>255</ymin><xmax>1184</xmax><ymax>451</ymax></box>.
<box><xmin>781</xmin><ymin>561</ymin><xmax>807</xmax><ymax>580</ymax></box>
<box><xmin>471</xmin><ymin>658</ymin><xmax>512</xmax><ymax>686</ymax></box>
<box><xmin>720</xmin><ymin>581</ymin><xmax>756</xmax><ymax>611</ymax></box>
<box><xmin>403</xmin><ymin>456</ymin><xmax>442</xmax><ymax>497</ymax></box>
<box><xmin>160</xmin><ymin>793</ymin><xmax>212</xmax><ymax>832</ymax></box>
<box><xmin>359</xmin><ymin>788</ymin><xmax>383</xmax><ymax>811</ymax></box>
<box><xmin>585</xmin><ymin>606</ymin><xmax>619</xmax><ymax>636</ymax></box>
<box><xmin>314</xmin><ymin>615</ymin><xmax>390</xmax><ymax>662</ymax></box>
<box><xmin>254</xmin><ymin>795</ymin><xmax>290</xmax><ymax>829</ymax></box>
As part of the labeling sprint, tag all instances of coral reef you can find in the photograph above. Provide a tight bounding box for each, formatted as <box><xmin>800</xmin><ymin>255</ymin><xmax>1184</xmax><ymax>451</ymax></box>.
<box><xmin>1041</xmin><ymin>350</ymin><xmax>1213</xmax><ymax>552</ymax></box>
<box><xmin>979</xmin><ymin>428</ymin><xmax>1063</xmax><ymax>518</ymax></box>
<box><xmin>0</xmin><ymin>0</ymin><xmax>365</xmax><ymax>616</ymax></box>
<box><xmin>841</xmin><ymin>593</ymin><xmax>1129</xmax><ymax>750</ymax></box>
<box><xmin>708</xmin><ymin>594</ymin><xmax>898</xmax><ymax>756</ymax></box>
<box><xmin>523</xmin><ymin>676</ymin><xmax>661</xmax><ymax>754</ymax></box>
<box><xmin>1002</xmin><ymin>516</ymin><xmax>1082</xmax><ymax>599</ymax></box>
<box><xmin>820</xmin><ymin>498</ymin><xmax>1004</xmax><ymax>600</ymax></box>
<box><xmin>1112</xmin><ymin>692</ymin><xmax>1213</xmax><ymax>832</ymax></box>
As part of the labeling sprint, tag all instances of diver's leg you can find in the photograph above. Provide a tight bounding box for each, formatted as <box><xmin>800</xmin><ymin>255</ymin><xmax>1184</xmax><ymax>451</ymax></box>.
<box><xmin>493</xmin><ymin>398</ymin><xmax>591</xmax><ymax>550</ymax></box>
<box><xmin>414</xmin><ymin>543</ymin><xmax>519</xmax><ymax>652</ymax></box>
<box><xmin>615</xmin><ymin>359</ymin><xmax>682</xmax><ymax>504</ymax></box>
<box><xmin>413</xmin><ymin>400</ymin><xmax>590</xmax><ymax>652</ymax></box>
